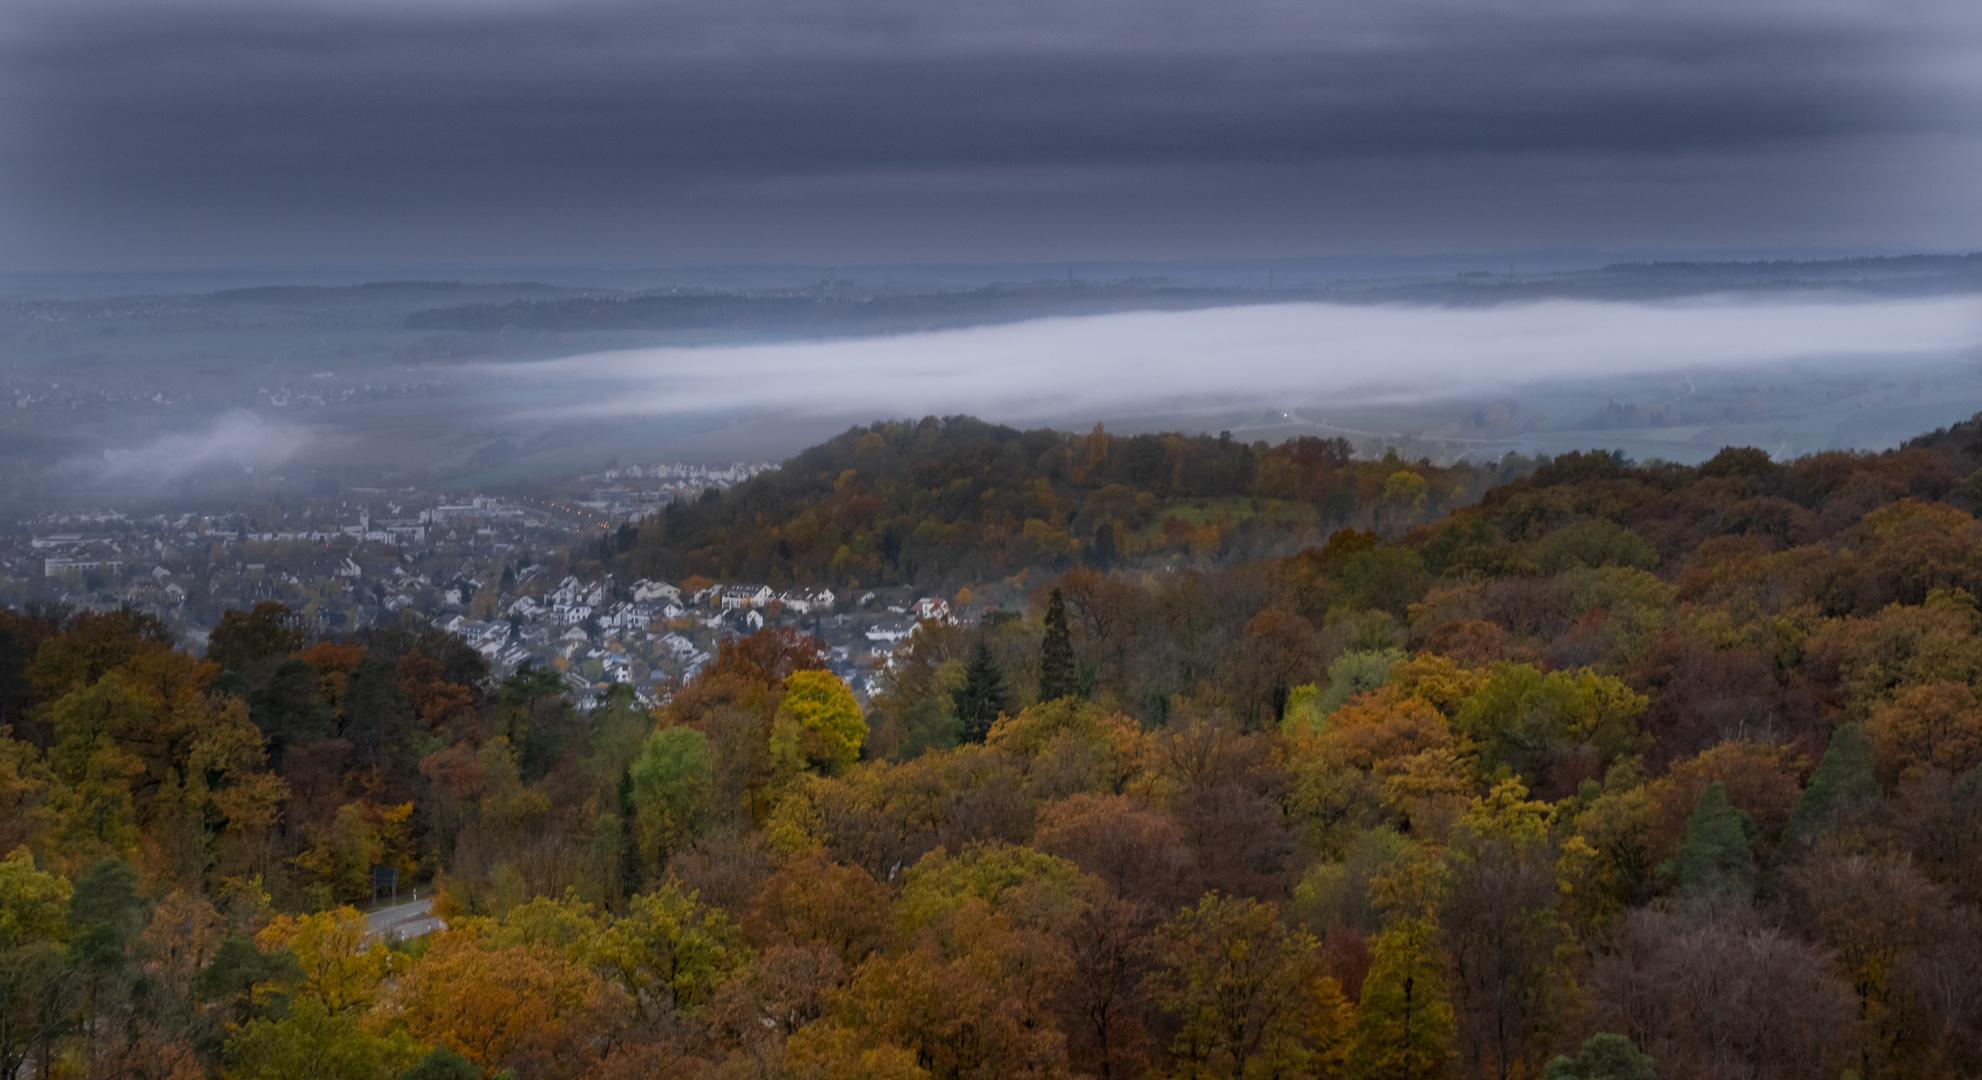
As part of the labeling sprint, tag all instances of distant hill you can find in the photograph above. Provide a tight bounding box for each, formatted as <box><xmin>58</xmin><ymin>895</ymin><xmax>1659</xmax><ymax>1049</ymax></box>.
<box><xmin>626</xmin><ymin>416</ymin><xmax>1535</xmax><ymax>590</ymax></box>
<box><xmin>406</xmin><ymin>254</ymin><xmax>1982</xmax><ymax>338</ymax></box>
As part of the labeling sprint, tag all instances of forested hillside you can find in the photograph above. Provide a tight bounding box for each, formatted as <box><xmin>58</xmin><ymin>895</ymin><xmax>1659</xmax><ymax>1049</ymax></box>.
<box><xmin>629</xmin><ymin>416</ymin><xmax>1536</xmax><ymax>589</ymax></box>
<box><xmin>7</xmin><ymin>415</ymin><xmax>1982</xmax><ymax>1079</ymax></box>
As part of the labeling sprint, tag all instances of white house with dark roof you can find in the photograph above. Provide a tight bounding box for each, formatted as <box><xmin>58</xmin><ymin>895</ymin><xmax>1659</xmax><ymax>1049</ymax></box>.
<box><xmin>779</xmin><ymin>587</ymin><xmax>836</xmax><ymax>614</ymax></box>
<box><xmin>865</xmin><ymin>620</ymin><xmax>914</xmax><ymax>644</ymax></box>
<box><xmin>632</xmin><ymin>579</ymin><xmax>683</xmax><ymax>603</ymax></box>
<box><xmin>722</xmin><ymin>583</ymin><xmax>774</xmax><ymax>610</ymax></box>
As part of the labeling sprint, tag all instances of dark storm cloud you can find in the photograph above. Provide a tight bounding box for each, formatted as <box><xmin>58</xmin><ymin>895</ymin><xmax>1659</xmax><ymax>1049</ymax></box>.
<box><xmin>1</xmin><ymin>0</ymin><xmax>1976</xmax><ymax>267</ymax></box>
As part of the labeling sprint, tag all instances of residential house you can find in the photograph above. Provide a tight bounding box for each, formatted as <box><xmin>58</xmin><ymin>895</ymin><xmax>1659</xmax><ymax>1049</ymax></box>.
<box><xmin>722</xmin><ymin>583</ymin><xmax>774</xmax><ymax>610</ymax></box>
<box><xmin>659</xmin><ymin>632</ymin><xmax>697</xmax><ymax>659</ymax></box>
<box><xmin>632</xmin><ymin>579</ymin><xmax>683</xmax><ymax>603</ymax></box>
<box><xmin>864</xmin><ymin>620</ymin><xmax>914</xmax><ymax>644</ymax></box>
<box><xmin>549</xmin><ymin>576</ymin><xmax>584</xmax><ymax>606</ymax></box>
<box><xmin>779</xmin><ymin>587</ymin><xmax>836</xmax><ymax>614</ymax></box>
<box><xmin>910</xmin><ymin>596</ymin><xmax>955</xmax><ymax>623</ymax></box>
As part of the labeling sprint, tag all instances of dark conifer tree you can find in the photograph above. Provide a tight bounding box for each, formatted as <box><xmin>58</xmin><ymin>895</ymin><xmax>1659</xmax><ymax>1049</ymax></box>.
<box><xmin>1782</xmin><ymin>722</ymin><xmax>1880</xmax><ymax>853</ymax></box>
<box><xmin>1088</xmin><ymin>522</ymin><xmax>1117</xmax><ymax>569</ymax></box>
<box><xmin>1659</xmin><ymin>781</ymin><xmax>1758</xmax><ymax>897</ymax></box>
<box><xmin>617</xmin><ymin>766</ymin><xmax>644</xmax><ymax>897</ymax></box>
<box><xmin>1039</xmin><ymin>587</ymin><xmax>1078</xmax><ymax>702</ymax></box>
<box><xmin>954</xmin><ymin>640</ymin><xmax>1010</xmax><ymax>744</ymax></box>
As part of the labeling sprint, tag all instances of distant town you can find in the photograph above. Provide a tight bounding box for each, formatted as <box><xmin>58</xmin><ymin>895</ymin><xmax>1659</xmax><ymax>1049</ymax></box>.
<box><xmin>0</xmin><ymin>458</ymin><xmax>969</xmax><ymax>708</ymax></box>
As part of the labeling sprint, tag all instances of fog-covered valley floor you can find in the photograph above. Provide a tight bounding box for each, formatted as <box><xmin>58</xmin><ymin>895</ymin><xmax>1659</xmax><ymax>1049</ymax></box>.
<box><xmin>1</xmin><ymin>260</ymin><xmax>1977</xmax><ymax>517</ymax></box>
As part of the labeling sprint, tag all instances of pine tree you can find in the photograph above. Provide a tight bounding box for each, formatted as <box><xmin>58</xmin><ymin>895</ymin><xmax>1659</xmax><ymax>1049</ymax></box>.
<box><xmin>1347</xmin><ymin>915</ymin><xmax>1454</xmax><ymax>1080</ymax></box>
<box><xmin>617</xmin><ymin>766</ymin><xmax>643</xmax><ymax>897</ymax></box>
<box><xmin>1783</xmin><ymin>722</ymin><xmax>1880</xmax><ymax>851</ymax></box>
<box><xmin>953</xmin><ymin>641</ymin><xmax>1010</xmax><ymax>744</ymax></box>
<box><xmin>1658</xmin><ymin>780</ymin><xmax>1757</xmax><ymax>897</ymax></box>
<box><xmin>1038</xmin><ymin>588</ymin><xmax>1078</xmax><ymax>703</ymax></box>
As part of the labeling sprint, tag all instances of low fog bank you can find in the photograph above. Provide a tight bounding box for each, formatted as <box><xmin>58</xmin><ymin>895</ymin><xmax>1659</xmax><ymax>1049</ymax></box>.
<box><xmin>16</xmin><ymin>292</ymin><xmax>1981</xmax><ymax>520</ymax></box>
<box><xmin>484</xmin><ymin>295</ymin><xmax>1982</xmax><ymax>428</ymax></box>
<box><xmin>75</xmin><ymin>412</ymin><xmax>316</xmax><ymax>485</ymax></box>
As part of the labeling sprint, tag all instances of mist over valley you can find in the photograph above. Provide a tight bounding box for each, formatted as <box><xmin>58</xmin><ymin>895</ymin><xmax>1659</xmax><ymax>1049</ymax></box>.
<box><xmin>0</xmin><ymin>256</ymin><xmax>1976</xmax><ymax>521</ymax></box>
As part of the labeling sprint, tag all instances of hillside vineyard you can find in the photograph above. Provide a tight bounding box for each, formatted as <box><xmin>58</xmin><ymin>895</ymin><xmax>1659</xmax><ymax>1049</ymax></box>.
<box><xmin>7</xmin><ymin>415</ymin><xmax>1982</xmax><ymax>1080</ymax></box>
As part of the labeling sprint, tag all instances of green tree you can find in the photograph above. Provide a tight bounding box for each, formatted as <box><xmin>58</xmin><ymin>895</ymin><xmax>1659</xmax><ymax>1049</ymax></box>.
<box><xmin>1040</xmin><ymin>588</ymin><xmax>1079</xmax><ymax>703</ymax></box>
<box><xmin>1314</xmin><ymin>648</ymin><xmax>1405</xmax><ymax>716</ymax></box>
<box><xmin>1453</xmin><ymin>665</ymin><xmax>1647</xmax><ymax>786</ymax></box>
<box><xmin>194</xmin><ymin>934</ymin><xmax>300</xmax><ymax>1030</ymax></box>
<box><xmin>398</xmin><ymin>1046</ymin><xmax>483</xmax><ymax>1080</ymax></box>
<box><xmin>1658</xmin><ymin>781</ymin><xmax>1757</xmax><ymax>897</ymax></box>
<box><xmin>1541</xmin><ymin>1033</ymin><xmax>1655</xmax><ymax>1080</ymax></box>
<box><xmin>592</xmin><ymin>883</ymin><xmax>746</xmax><ymax>1023</ymax></box>
<box><xmin>206</xmin><ymin>601</ymin><xmax>305</xmax><ymax>676</ymax></box>
<box><xmin>895</xmin><ymin>843</ymin><xmax>1091</xmax><ymax>937</ymax></box>
<box><xmin>0</xmin><ymin>849</ymin><xmax>71</xmax><ymax>1080</ymax></box>
<box><xmin>952</xmin><ymin>641</ymin><xmax>1010</xmax><ymax>745</ymax></box>
<box><xmin>227</xmin><ymin>999</ymin><xmax>415</xmax><ymax>1080</ymax></box>
<box><xmin>44</xmin><ymin>674</ymin><xmax>149</xmax><ymax>866</ymax></box>
<box><xmin>1090</xmin><ymin>521</ymin><xmax>1118</xmax><ymax>569</ymax></box>
<box><xmin>500</xmin><ymin>664</ymin><xmax>579</xmax><ymax>782</ymax></box>
<box><xmin>67</xmin><ymin>858</ymin><xmax>142</xmax><ymax>1068</ymax></box>
<box><xmin>1782</xmin><ymin>722</ymin><xmax>1880</xmax><ymax>852</ymax></box>
<box><xmin>629</xmin><ymin>726</ymin><xmax>712</xmax><ymax>873</ymax></box>
<box><xmin>250</xmin><ymin>658</ymin><xmax>335</xmax><ymax>767</ymax></box>
<box><xmin>1346</xmin><ymin>915</ymin><xmax>1453</xmax><ymax>1080</ymax></box>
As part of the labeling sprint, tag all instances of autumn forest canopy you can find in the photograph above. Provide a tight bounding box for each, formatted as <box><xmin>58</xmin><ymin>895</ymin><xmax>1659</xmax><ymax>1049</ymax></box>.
<box><xmin>625</xmin><ymin>416</ymin><xmax>1537</xmax><ymax>590</ymax></box>
<box><xmin>10</xmin><ymin>413</ymin><xmax>1982</xmax><ymax>1080</ymax></box>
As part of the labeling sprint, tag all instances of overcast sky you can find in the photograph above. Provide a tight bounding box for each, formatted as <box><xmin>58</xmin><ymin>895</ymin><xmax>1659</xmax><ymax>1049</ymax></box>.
<box><xmin>2</xmin><ymin>0</ymin><xmax>1977</xmax><ymax>271</ymax></box>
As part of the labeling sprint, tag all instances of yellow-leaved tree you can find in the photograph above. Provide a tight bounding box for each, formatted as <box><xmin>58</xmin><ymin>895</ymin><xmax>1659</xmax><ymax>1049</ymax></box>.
<box><xmin>771</xmin><ymin>670</ymin><xmax>867</xmax><ymax>784</ymax></box>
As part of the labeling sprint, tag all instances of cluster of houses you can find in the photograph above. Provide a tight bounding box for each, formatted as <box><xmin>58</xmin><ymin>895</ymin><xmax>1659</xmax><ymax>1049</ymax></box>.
<box><xmin>423</xmin><ymin>573</ymin><xmax>968</xmax><ymax>707</ymax></box>
<box><xmin>416</xmin><ymin>569</ymin><xmax>972</xmax><ymax>706</ymax></box>
<box><xmin>1</xmin><ymin>484</ymin><xmax>978</xmax><ymax>711</ymax></box>
<box><xmin>570</xmin><ymin>461</ymin><xmax>780</xmax><ymax>521</ymax></box>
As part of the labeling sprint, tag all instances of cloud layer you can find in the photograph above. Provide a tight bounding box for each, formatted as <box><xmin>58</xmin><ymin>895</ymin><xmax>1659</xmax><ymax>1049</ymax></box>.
<box><xmin>2</xmin><ymin>0</ymin><xmax>1977</xmax><ymax>268</ymax></box>
<box><xmin>484</xmin><ymin>295</ymin><xmax>1982</xmax><ymax>424</ymax></box>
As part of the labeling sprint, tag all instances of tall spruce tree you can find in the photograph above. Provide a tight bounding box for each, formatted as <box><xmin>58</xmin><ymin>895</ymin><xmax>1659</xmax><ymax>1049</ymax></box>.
<box><xmin>1659</xmin><ymin>781</ymin><xmax>1757</xmax><ymax>897</ymax></box>
<box><xmin>1782</xmin><ymin>722</ymin><xmax>1880</xmax><ymax>852</ymax></box>
<box><xmin>617</xmin><ymin>766</ymin><xmax>643</xmax><ymax>897</ymax></box>
<box><xmin>1039</xmin><ymin>588</ymin><xmax>1078</xmax><ymax>703</ymax></box>
<box><xmin>954</xmin><ymin>641</ymin><xmax>1011</xmax><ymax>744</ymax></box>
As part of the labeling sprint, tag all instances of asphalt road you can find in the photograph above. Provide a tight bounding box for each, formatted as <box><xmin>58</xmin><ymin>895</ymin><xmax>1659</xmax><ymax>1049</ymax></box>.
<box><xmin>362</xmin><ymin>896</ymin><xmax>446</xmax><ymax>942</ymax></box>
